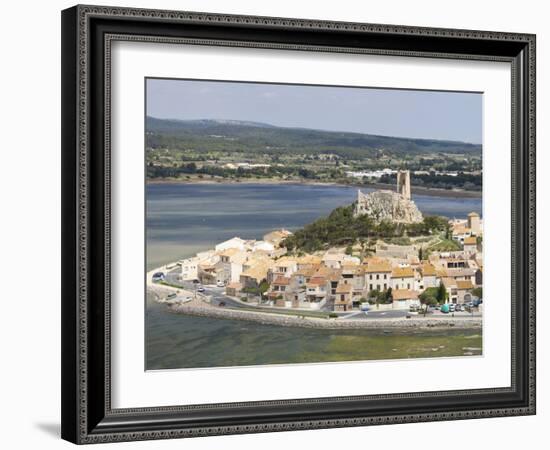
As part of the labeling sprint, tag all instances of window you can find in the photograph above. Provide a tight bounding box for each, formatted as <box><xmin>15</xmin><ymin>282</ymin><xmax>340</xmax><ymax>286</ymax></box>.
<box><xmin>407</xmin><ymin>283</ymin><xmax>410</xmax><ymax>289</ymax></box>
<box><xmin>384</xmin><ymin>274</ymin><xmax>387</xmax><ymax>279</ymax></box>
<box><xmin>369</xmin><ymin>284</ymin><xmax>373</xmax><ymax>291</ymax></box>
<box><xmin>376</xmin><ymin>274</ymin><xmax>380</xmax><ymax>280</ymax></box>
<box><xmin>384</xmin><ymin>283</ymin><xmax>387</xmax><ymax>290</ymax></box>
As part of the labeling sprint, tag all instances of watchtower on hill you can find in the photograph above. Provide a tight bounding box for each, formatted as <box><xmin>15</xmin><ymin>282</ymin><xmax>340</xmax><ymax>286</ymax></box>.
<box><xmin>397</xmin><ymin>170</ymin><xmax>411</xmax><ymax>200</ymax></box>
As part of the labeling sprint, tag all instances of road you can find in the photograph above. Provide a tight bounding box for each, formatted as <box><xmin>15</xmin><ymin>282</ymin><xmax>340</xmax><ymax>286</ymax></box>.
<box><xmin>158</xmin><ymin>267</ymin><xmax>481</xmax><ymax>320</ymax></box>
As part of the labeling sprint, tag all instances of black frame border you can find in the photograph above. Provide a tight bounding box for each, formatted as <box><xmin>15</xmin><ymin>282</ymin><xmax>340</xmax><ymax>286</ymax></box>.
<box><xmin>61</xmin><ymin>4</ymin><xmax>536</xmax><ymax>444</ymax></box>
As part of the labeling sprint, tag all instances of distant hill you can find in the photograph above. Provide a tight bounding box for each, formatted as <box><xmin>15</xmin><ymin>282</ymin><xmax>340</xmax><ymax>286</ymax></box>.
<box><xmin>146</xmin><ymin>116</ymin><xmax>482</xmax><ymax>159</ymax></box>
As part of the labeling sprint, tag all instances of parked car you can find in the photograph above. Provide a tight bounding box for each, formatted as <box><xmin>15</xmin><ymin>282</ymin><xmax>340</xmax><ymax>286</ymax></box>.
<box><xmin>449</xmin><ymin>303</ymin><xmax>456</xmax><ymax>312</ymax></box>
<box><xmin>219</xmin><ymin>301</ymin><xmax>226</xmax><ymax>307</ymax></box>
<box><xmin>197</xmin><ymin>285</ymin><xmax>205</xmax><ymax>293</ymax></box>
<box><xmin>152</xmin><ymin>272</ymin><xmax>165</xmax><ymax>282</ymax></box>
<box><xmin>455</xmin><ymin>304</ymin><xmax>462</xmax><ymax>312</ymax></box>
<box><xmin>216</xmin><ymin>280</ymin><xmax>225</xmax><ymax>287</ymax></box>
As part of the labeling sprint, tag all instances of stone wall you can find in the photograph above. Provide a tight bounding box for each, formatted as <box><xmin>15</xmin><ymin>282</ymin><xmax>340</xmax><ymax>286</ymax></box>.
<box><xmin>168</xmin><ymin>302</ymin><xmax>481</xmax><ymax>330</ymax></box>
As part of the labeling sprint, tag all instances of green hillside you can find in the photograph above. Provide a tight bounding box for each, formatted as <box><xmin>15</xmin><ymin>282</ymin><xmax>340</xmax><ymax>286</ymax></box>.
<box><xmin>146</xmin><ymin>117</ymin><xmax>481</xmax><ymax>159</ymax></box>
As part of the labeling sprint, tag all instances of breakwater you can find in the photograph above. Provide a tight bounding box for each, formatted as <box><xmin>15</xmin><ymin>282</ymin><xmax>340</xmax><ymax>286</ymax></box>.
<box><xmin>168</xmin><ymin>303</ymin><xmax>482</xmax><ymax>331</ymax></box>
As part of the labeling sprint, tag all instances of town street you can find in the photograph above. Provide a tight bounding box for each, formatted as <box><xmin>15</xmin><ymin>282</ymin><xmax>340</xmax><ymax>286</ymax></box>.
<box><xmin>158</xmin><ymin>267</ymin><xmax>481</xmax><ymax>322</ymax></box>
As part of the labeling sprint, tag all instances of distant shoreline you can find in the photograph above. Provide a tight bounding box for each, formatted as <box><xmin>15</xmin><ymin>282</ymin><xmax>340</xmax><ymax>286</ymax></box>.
<box><xmin>146</xmin><ymin>178</ymin><xmax>482</xmax><ymax>199</ymax></box>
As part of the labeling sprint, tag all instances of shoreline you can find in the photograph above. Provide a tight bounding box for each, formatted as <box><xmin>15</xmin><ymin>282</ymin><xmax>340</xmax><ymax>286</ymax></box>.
<box><xmin>165</xmin><ymin>302</ymin><xmax>482</xmax><ymax>331</ymax></box>
<box><xmin>146</xmin><ymin>178</ymin><xmax>482</xmax><ymax>199</ymax></box>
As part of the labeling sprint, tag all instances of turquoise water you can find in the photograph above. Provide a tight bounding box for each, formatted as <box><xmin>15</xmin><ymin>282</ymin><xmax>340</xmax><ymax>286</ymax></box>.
<box><xmin>145</xmin><ymin>183</ymin><xmax>482</xmax><ymax>370</ymax></box>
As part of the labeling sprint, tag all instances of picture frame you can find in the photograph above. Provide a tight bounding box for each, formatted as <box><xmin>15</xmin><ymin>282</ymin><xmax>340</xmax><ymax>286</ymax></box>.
<box><xmin>61</xmin><ymin>4</ymin><xmax>536</xmax><ymax>444</ymax></box>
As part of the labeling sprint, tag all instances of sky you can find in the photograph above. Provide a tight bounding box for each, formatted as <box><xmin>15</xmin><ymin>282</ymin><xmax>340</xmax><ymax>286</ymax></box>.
<box><xmin>146</xmin><ymin>78</ymin><xmax>482</xmax><ymax>144</ymax></box>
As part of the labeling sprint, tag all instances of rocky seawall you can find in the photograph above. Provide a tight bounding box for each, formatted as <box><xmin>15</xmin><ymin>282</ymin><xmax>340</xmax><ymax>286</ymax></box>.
<box><xmin>167</xmin><ymin>303</ymin><xmax>482</xmax><ymax>331</ymax></box>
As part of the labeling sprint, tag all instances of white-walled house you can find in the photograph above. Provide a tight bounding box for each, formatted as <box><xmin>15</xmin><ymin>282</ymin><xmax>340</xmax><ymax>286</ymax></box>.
<box><xmin>215</xmin><ymin>237</ymin><xmax>247</xmax><ymax>252</ymax></box>
<box><xmin>364</xmin><ymin>261</ymin><xmax>392</xmax><ymax>293</ymax></box>
<box><xmin>391</xmin><ymin>266</ymin><xmax>415</xmax><ymax>291</ymax></box>
<box><xmin>179</xmin><ymin>256</ymin><xmax>200</xmax><ymax>281</ymax></box>
<box><xmin>418</xmin><ymin>263</ymin><xmax>439</xmax><ymax>290</ymax></box>
<box><xmin>392</xmin><ymin>289</ymin><xmax>420</xmax><ymax>310</ymax></box>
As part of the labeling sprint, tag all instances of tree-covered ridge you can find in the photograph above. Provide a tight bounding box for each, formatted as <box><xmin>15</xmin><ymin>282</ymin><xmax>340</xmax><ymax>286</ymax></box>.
<box><xmin>282</xmin><ymin>205</ymin><xmax>450</xmax><ymax>253</ymax></box>
<box><xmin>146</xmin><ymin>117</ymin><xmax>482</xmax><ymax>159</ymax></box>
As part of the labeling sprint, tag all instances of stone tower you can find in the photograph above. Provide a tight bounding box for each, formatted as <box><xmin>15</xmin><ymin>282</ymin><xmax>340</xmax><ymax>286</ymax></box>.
<box><xmin>396</xmin><ymin>170</ymin><xmax>411</xmax><ymax>200</ymax></box>
<box><xmin>467</xmin><ymin>212</ymin><xmax>480</xmax><ymax>235</ymax></box>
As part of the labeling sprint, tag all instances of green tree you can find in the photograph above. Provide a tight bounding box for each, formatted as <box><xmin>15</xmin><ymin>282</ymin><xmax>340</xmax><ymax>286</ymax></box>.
<box><xmin>472</xmin><ymin>287</ymin><xmax>482</xmax><ymax>298</ymax></box>
<box><xmin>437</xmin><ymin>283</ymin><xmax>448</xmax><ymax>303</ymax></box>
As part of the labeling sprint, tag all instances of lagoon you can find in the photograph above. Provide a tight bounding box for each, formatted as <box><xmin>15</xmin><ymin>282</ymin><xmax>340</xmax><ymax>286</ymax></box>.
<box><xmin>146</xmin><ymin>183</ymin><xmax>481</xmax><ymax>270</ymax></box>
<box><xmin>145</xmin><ymin>183</ymin><xmax>482</xmax><ymax>370</ymax></box>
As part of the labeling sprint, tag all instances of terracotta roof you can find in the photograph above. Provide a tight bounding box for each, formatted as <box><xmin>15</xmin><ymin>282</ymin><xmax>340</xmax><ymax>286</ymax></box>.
<box><xmin>294</xmin><ymin>267</ymin><xmax>317</xmax><ymax>277</ymax></box>
<box><xmin>464</xmin><ymin>236</ymin><xmax>477</xmax><ymax>245</ymax></box>
<box><xmin>364</xmin><ymin>261</ymin><xmax>392</xmax><ymax>273</ymax></box>
<box><xmin>392</xmin><ymin>289</ymin><xmax>419</xmax><ymax>301</ymax></box>
<box><xmin>313</xmin><ymin>266</ymin><xmax>332</xmax><ymax>277</ymax></box>
<box><xmin>273</xmin><ymin>257</ymin><xmax>297</xmax><ymax>267</ymax></box>
<box><xmin>452</xmin><ymin>224</ymin><xmax>469</xmax><ymax>234</ymax></box>
<box><xmin>436</xmin><ymin>268</ymin><xmax>448</xmax><ymax>278</ymax></box>
<box><xmin>241</xmin><ymin>262</ymin><xmax>270</xmax><ymax>281</ymax></box>
<box><xmin>456</xmin><ymin>280</ymin><xmax>474</xmax><ymax>290</ymax></box>
<box><xmin>446</xmin><ymin>268</ymin><xmax>475</xmax><ymax>278</ymax></box>
<box><xmin>335</xmin><ymin>283</ymin><xmax>353</xmax><ymax>294</ymax></box>
<box><xmin>327</xmin><ymin>269</ymin><xmax>343</xmax><ymax>281</ymax></box>
<box><xmin>391</xmin><ymin>267</ymin><xmax>415</xmax><ymax>278</ymax></box>
<box><xmin>217</xmin><ymin>248</ymin><xmax>240</xmax><ymax>258</ymax></box>
<box><xmin>296</xmin><ymin>255</ymin><xmax>322</xmax><ymax>265</ymax></box>
<box><xmin>307</xmin><ymin>277</ymin><xmax>327</xmax><ymax>287</ymax></box>
<box><xmin>441</xmin><ymin>277</ymin><xmax>457</xmax><ymax>288</ymax></box>
<box><xmin>273</xmin><ymin>276</ymin><xmax>291</xmax><ymax>286</ymax></box>
<box><xmin>421</xmin><ymin>263</ymin><xmax>437</xmax><ymax>277</ymax></box>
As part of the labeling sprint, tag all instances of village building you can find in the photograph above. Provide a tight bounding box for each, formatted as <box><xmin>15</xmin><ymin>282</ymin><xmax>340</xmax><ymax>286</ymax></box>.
<box><xmin>268</xmin><ymin>257</ymin><xmax>298</xmax><ymax>282</ymax></box>
<box><xmin>451</xmin><ymin>211</ymin><xmax>483</xmax><ymax>244</ymax></box>
<box><xmin>441</xmin><ymin>277</ymin><xmax>459</xmax><ymax>303</ymax></box>
<box><xmin>392</xmin><ymin>289</ymin><xmax>421</xmax><ymax>310</ymax></box>
<box><xmin>284</xmin><ymin>275</ymin><xmax>307</xmax><ymax>308</ymax></box>
<box><xmin>179</xmin><ymin>256</ymin><xmax>200</xmax><ymax>281</ymax></box>
<box><xmin>239</xmin><ymin>260</ymin><xmax>271</xmax><ymax>290</ymax></box>
<box><xmin>334</xmin><ymin>283</ymin><xmax>353</xmax><ymax>311</ymax></box>
<box><xmin>268</xmin><ymin>276</ymin><xmax>291</xmax><ymax>307</ymax></box>
<box><xmin>225</xmin><ymin>282</ymin><xmax>242</xmax><ymax>297</ymax></box>
<box><xmin>263</xmin><ymin>229</ymin><xmax>292</xmax><ymax>247</ymax></box>
<box><xmin>467</xmin><ymin>212</ymin><xmax>481</xmax><ymax>235</ymax></box>
<box><xmin>391</xmin><ymin>266</ymin><xmax>415</xmax><ymax>291</ymax></box>
<box><xmin>364</xmin><ymin>260</ymin><xmax>392</xmax><ymax>292</ymax></box>
<box><xmin>463</xmin><ymin>236</ymin><xmax>478</xmax><ymax>255</ymax></box>
<box><xmin>215</xmin><ymin>237</ymin><xmax>247</xmax><ymax>252</ymax></box>
<box><xmin>418</xmin><ymin>263</ymin><xmax>439</xmax><ymax>290</ymax></box>
<box><xmin>456</xmin><ymin>280</ymin><xmax>475</xmax><ymax>303</ymax></box>
<box><xmin>296</xmin><ymin>254</ymin><xmax>322</xmax><ymax>269</ymax></box>
<box><xmin>214</xmin><ymin>248</ymin><xmax>248</xmax><ymax>284</ymax></box>
<box><xmin>445</xmin><ymin>267</ymin><xmax>476</xmax><ymax>285</ymax></box>
<box><xmin>252</xmin><ymin>240</ymin><xmax>276</xmax><ymax>254</ymax></box>
<box><xmin>305</xmin><ymin>276</ymin><xmax>329</xmax><ymax>309</ymax></box>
